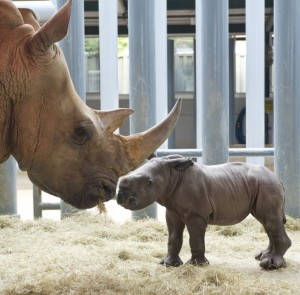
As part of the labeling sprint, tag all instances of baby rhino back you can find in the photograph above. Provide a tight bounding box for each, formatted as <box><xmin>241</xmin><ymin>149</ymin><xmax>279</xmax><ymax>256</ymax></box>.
<box><xmin>201</xmin><ymin>162</ymin><xmax>281</xmax><ymax>225</ymax></box>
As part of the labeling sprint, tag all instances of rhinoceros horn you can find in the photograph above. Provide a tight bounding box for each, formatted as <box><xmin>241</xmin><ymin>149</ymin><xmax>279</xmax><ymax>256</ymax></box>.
<box><xmin>95</xmin><ymin>98</ymin><xmax>182</xmax><ymax>175</ymax></box>
<box><xmin>120</xmin><ymin>98</ymin><xmax>182</xmax><ymax>171</ymax></box>
<box><xmin>96</xmin><ymin>109</ymin><xmax>134</xmax><ymax>134</ymax></box>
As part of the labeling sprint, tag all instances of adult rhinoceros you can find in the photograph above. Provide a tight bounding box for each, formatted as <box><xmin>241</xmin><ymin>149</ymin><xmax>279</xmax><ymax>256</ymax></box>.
<box><xmin>0</xmin><ymin>0</ymin><xmax>181</xmax><ymax>209</ymax></box>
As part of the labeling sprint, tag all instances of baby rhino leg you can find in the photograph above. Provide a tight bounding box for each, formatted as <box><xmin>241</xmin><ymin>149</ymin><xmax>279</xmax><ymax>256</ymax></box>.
<box><xmin>253</xmin><ymin>205</ymin><xmax>291</xmax><ymax>270</ymax></box>
<box><xmin>259</xmin><ymin>219</ymin><xmax>291</xmax><ymax>269</ymax></box>
<box><xmin>185</xmin><ymin>213</ymin><xmax>209</xmax><ymax>266</ymax></box>
<box><xmin>160</xmin><ymin>210</ymin><xmax>185</xmax><ymax>267</ymax></box>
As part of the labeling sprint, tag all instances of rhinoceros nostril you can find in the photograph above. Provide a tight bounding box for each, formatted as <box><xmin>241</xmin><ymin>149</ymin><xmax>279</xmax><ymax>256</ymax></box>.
<box><xmin>128</xmin><ymin>197</ymin><xmax>136</xmax><ymax>205</ymax></box>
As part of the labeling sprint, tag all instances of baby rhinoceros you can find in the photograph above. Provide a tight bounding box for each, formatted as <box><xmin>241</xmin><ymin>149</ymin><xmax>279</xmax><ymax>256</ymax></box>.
<box><xmin>117</xmin><ymin>155</ymin><xmax>291</xmax><ymax>270</ymax></box>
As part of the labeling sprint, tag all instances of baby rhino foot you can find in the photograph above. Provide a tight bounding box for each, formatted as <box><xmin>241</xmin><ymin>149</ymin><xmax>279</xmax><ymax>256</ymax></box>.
<box><xmin>259</xmin><ymin>256</ymin><xmax>286</xmax><ymax>270</ymax></box>
<box><xmin>159</xmin><ymin>255</ymin><xmax>183</xmax><ymax>267</ymax></box>
<box><xmin>185</xmin><ymin>256</ymin><xmax>209</xmax><ymax>266</ymax></box>
<box><xmin>255</xmin><ymin>250</ymin><xmax>271</xmax><ymax>261</ymax></box>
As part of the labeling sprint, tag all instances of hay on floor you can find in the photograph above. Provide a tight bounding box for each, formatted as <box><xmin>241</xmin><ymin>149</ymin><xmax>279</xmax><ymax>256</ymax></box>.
<box><xmin>0</xmin><ymin>212</ymin><xmax>300</xmax><ymax>295</ymax></box>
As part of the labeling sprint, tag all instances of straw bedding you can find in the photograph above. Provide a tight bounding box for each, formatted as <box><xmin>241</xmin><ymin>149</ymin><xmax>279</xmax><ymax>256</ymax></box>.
<box><xmin>0</xmin><ymin>212</ymin><xmax>300</xmax><ymax>295</ymax></box>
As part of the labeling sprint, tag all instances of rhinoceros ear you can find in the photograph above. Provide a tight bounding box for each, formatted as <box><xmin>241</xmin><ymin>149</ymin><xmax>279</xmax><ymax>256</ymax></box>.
<box><xmin>95</xmin><ymin>109</ymin><xmax>134</xmax><ymax>134</ymax></box>
<box><xmin>165</xmin><ymin>157</ymin><xmax>194</xmax><ymax>171</ymax></box>
<box><xmin>0</xmin><ymin>1</ymin><xmax>24</xmax><ymax>31</ymax></box>
<box><xmin>29</xmin><ymin>0</ymin><xmax>72</xmax><ymax>52</ymax></box>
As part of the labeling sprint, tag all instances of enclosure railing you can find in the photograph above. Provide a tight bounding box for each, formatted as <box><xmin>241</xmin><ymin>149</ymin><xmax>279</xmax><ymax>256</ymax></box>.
<box><xmin>156</xmin><ymin>147</ymin><xmax>274</xmax><ymax>157</ymax></box>
<box><xmin>33</xmin><ymin>147</ymin><xmax>274</xmax><ymax>218</ymax></box>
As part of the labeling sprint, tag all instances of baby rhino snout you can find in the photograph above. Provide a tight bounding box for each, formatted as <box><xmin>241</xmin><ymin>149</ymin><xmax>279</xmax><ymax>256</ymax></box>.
<box><xmin>116</xmin><ymin>190</ymin><xmax>138</xmax><ymax>209</ymax></box>
<box><xmin>117</xmin><ymin>193</ymin><xmax>136</xmax><ymax>206</ymax></box>
<box><xmin>117</xmin><ymin>177</ymin><xmax>138</xmax><ymax>209</ymax></box>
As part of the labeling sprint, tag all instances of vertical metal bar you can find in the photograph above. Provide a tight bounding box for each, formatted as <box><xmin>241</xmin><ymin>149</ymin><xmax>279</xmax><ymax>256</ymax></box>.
<box><xmin>33</xmin><ymin>186</ymin><xmax>42</xmax><ymax>218</ymax></box>
<box><xmin>246</xmin><ymin>0</ymin><xmax>265</xmax><ymax>165</ymax></box>
<box><xmin>274</xmin><ymin>0</ymin><xmax>300</xmax><ymax>217</ymax></box>
<box><xmin>57</xmin><ymin>0</ymin><xmax>86</xmax><ymax>217</ymax></box>
<box><xmin>196</xmin><ymin>0</ymin><xmax>229</xmax><ymax>165</ymax></box>
<box><xmin>32</xmin><ymin>0</ymin><xmax>58</xmax><ymax>217</ymax></box>
<box><xmin>129</xmin><ymin>0</ymin><xmax>165</xmax><ymax>219</ymax></box>
<box><xmin>229</xmin><ymin>38</ymin><xmax>235</xmax><ymax>145</ymax></box>
<box><xmin>99</xmin><ymin>0</ymin><xmax>119</xmax><ymax>110</ymax></box>
<box><xmin>167</xmin><ymin>39</ymin><xmax>176</xmax><ymax>148</ymax></box>
<box><xmin>154</xmin><ymin>0</ymin><xmax>168</xmax><ymax>149</ymax></box>
<box><xmin>195</xmin><ymin>12</ymin><xmax>202</xmax><ymax>162</ymax></box>
<box><xmin>0</xmin><ymin>157</ymin><xmax>17</xmax><ymax>215</ymax></box>
<box><xmin>57</xmin><ymin>0</ymin><xmax>86</xmax><ymax>100</ymax></box>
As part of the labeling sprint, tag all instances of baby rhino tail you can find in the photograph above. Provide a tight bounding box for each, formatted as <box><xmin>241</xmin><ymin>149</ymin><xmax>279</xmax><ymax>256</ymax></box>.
<box><xmin>278</xmin><ymin>178</ymin><xmax>287</xmax><ymax>225</ymax></box>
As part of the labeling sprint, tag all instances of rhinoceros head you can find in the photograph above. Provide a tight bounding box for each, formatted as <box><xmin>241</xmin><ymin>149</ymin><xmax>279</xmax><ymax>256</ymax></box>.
<box><xmin>0</xmin><ymin>0</ymin><xmax>182</xmax><ymax>209</ymax></box>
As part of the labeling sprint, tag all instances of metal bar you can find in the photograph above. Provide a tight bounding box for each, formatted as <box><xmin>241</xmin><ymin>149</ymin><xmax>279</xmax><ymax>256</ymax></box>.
<box><xmin>246</xmin><ymin>0</ymin><xmax>265</xmax><ymax>165</ymax></box>
<box><xmin>99</xmin><ymin>0</ymin><xmax>119</xmax><ymax>110</ymax></box>
<box><xmin>128</xmin><ymin>0</ymin><xmax>160</xmax><ymax>219</ymax></box>
<box><xmin>33</xmin><ymin>185</ymin><xmax>42</xmax><ymax>218</ymax></box>
<box><xmin>57</xmin><ymin>0</ymin><xmax>85</xmax><ymax>217</ymax></box>
<box><xmin>195</xmin><ymin>5</ymin><xmax>202</xmax><ymax>159</ymax></box>
<box><xmin>167</xmin><ymin>39</ymin><xmax>176</xmax><ymax>148</ymax></box>
<box><xmin>157</xmin><ymin>148</ymin><xmax>274</xmax><ymax>158</ymax></box>
<box><xmin>56</xmin><ymin>0</ymin><xmax>86</xmax><ymax>101</ymax></box>
<box><xmin>274</xmin><ymin>0</ymin><xmax>300</xmax><ymax>217</ymax></box>
<box><xmin>156</xmin><ymin>0</ymin><xmax>169</xmax><ymax>148</ymax></box>
<box><xmin>0</xmin><ymin>157</ymin><xmax>17</xmax><ymax>215</ymax></box>
<box><xmin>38</xmin><ymin>202</ymin><xmax>61</xmax><ymax>211</ymax></box>
<box><xmin>196</xmin><ymin>0</ymin><xmax>229</xmax><ymax>165</ymax></box>
<box><xmin>154</xmin><ymin>0</ymin><xmax>168</xmax><ymax>149</ymax></box>
<box><xmin>229</xmin><ymin>38</ymin><xmax>235</xmax><ymax>145</ymax></box>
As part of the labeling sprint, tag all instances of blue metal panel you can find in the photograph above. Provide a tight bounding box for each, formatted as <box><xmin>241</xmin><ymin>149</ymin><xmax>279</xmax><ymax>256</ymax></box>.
<box><xmin>196</xmin><ymin>0</ymin><xmax>229</xmax><ymax>165</ymax></box>
<box><xmin>246</xmin><ymin>0</ymin><xmax>265</xmax><ymax>165</ymax></box>
<box><xmin>274</xmin><ymin>0</ymin><xmax>300</xmax><ymax>217</ymax></box>
<box><xmin>57</xmin><ymin>0</ymin><xmax>86</xmax><ymax>101</ymax></box>
<box><xmin>128</xmin><ymin>0</ymin><xmax>160</xmax><ymax>219</ymax></box>
<box><xmin>157</xmin><ymin>148</ymin><xmax>274</xmax><ymax>158</ymax></box>
<box><xmin>57</xmin><ymin>0</ymin><xmax>86</xmax><ymax>217</ymax></box>
<box><xmin>99</xmin><ymin>0</ymin><xmax>119</xmax><ymax>110</ymax></box>
<box><xmin>0</xmin><ymin>157</ymin><xmax>17</xmax><ymax>215</ymax></box>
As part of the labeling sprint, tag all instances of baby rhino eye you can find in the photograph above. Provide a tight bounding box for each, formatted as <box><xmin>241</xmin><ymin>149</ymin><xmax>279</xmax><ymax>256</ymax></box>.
<box><xmin>147</xmin><ymin>179</ymin><xmax>153</xmax><ymax>186</ymax></box>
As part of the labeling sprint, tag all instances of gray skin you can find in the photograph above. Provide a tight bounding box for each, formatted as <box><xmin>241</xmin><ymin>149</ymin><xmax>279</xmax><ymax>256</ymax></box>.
<box><xmin>117</xmin><ymin>155</ymin><xmax>292</xmax><ymax>270</ymax></box>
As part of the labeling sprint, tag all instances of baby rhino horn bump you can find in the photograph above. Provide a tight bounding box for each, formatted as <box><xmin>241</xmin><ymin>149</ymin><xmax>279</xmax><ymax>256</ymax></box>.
<box><xmin>124</xmin><ymin>98</ymin><xmax>182</xmax><ymax>171</ymax></box>
<box><xmin>30</xmin><ymin>0</ymin><xmax>72</xmax><ymax>52</ymax></box>
<box><xmin>95</xmin><ymin>108</ymin><xmax>134</xmax><ymax>133</ymax></box>
<box><xmin>0</xmin><ymin>1</ymin><xmax>24</xmax><ymax>29</ymax></box>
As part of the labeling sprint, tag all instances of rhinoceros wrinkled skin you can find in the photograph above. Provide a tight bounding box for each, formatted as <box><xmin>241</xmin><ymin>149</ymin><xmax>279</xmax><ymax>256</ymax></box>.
<box><xmin>117</xmin><ymin>155</ymin><xmax>292</xmax><ymax>270</ymax></box>
<box><xmin>0</xmin><ymin>0</ymin><xmax>182</xmax><ymax>209</ymax></box>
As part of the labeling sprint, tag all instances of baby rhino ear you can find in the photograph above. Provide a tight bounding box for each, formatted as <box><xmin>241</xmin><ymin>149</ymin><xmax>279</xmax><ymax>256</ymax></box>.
<box><xmin>165</xmin><ymin>156</ymin><xmax>194</xmax><ymax>171</ymax></box>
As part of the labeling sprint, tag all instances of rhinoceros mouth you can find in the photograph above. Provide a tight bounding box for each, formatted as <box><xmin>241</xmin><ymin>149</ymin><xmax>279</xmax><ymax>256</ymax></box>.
<box><xmin>81</xmin><ymin>179</ymin><xmax>116</xmax><ymax>209</ymax></box>
<box><xmin>28</xmin><ymin>172</ymin><xmax>117</xmax><ymax>209</ymax></box>
<box><xmin>95</xmin><ymin>180</ymin><xmax>116</xmax><ymax>202</ymax></box>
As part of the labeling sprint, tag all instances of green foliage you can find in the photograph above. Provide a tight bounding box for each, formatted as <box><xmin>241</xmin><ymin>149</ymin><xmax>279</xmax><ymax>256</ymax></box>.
<box><xmin>85</xmin><ymin>37</ymin><xmax>99</xmax><ymax>53</ymax></box>
<box><xmin>85</xmin><ymin>37</ymin><xmax>129</xmax><ymax>56</ymax></box>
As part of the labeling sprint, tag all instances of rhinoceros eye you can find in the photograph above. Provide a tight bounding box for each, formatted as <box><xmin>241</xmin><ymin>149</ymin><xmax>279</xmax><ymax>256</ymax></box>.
<box><xmin>73</xmin><ymin>125</ymin><xmax>91</xmax><ymax>145</ymax></box>
<box><xmin>147</xmin><ymin>179</ymin><xmax>153</xmax><ymax>186</ymax></box>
